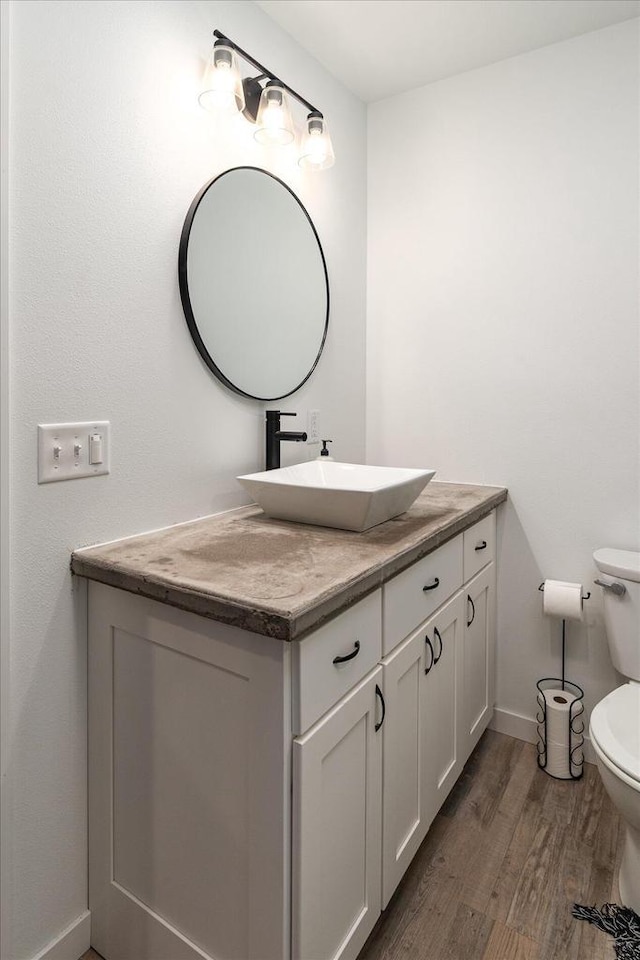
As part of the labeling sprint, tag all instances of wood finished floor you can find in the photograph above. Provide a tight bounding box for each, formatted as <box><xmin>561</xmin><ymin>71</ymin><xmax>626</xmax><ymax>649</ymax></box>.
<box><xmin>79</xmin><ymin>730</ymin><xmax>623</xmax><ymax>960</ymax></box>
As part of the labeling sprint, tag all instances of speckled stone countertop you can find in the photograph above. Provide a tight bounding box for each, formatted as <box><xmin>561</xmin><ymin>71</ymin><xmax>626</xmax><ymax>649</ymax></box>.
<box><xmin>71</xmin><ymin>481</ymin><xmax>507</xmax><ymax>641</ymax></box>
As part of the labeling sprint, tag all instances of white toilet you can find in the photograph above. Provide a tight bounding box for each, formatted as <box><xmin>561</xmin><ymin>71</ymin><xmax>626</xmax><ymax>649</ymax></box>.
<box><xmin>590</xmin><ymin>548</ymin><xmax>640</xmax><ymax>913</ymax></box>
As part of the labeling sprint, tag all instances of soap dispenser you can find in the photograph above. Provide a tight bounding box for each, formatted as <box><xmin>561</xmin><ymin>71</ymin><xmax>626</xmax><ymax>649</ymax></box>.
<box><xmin>317</xmin><ymin>440</ymin><xmax>334</xmax><ymax>461</ymax></box>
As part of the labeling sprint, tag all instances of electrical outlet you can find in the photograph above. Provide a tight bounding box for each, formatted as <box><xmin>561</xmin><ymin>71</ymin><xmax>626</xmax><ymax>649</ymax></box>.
<box><xmin>38</xmin><ymin>421</ymin><xmax>110</xmax><ymax>483</ymax></box>
<box><xmin>307</xmin><ymin>409</ymin><xmax>320</xmax><ymax>444</ymax></box>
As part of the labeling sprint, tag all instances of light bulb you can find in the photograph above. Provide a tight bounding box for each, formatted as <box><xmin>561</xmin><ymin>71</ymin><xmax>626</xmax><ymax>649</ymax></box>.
<box><xmin>298</xmin><ymin>113</ymin><xmax>335</xmax><ymax>171</ymax></box>
<box><xmin>254</xmin><ymin>83</ymin><xmax>294</xmax><ymax>146</ymax></box>
<box><xmin>199</xmin><ymin>42</ymin><xmax>245</xmax><ymax>115</ymax></box>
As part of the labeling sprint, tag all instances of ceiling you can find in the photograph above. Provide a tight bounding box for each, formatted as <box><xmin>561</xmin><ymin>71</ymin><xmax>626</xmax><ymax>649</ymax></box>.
<box><xmin>255</xmin><ymin>0</ymin><xmax>640</xmax><ymax>102</ymax></box>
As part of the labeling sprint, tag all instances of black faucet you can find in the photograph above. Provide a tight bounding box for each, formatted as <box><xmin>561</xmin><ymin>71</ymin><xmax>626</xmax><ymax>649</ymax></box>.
<box><xmin>265</xmin><ymin>410</ymin><xmax>307</xmax><ymax>470</ymax></box>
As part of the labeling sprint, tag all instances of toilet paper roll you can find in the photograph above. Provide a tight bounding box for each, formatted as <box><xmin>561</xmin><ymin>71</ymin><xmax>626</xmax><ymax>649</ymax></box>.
<box><xmin>542</xmin><ymin>580</ymin><xmax>584</xmax><ymax>621</ymax></box>
<box><xmin>542</xmin><ymin>686</ymin><xmax>582</xmax><ymax>744</ymax></box>
<box><xmin>545</xmin><ymin>739</ymin><xmax>582</xmax><ymax>779</ymax></box>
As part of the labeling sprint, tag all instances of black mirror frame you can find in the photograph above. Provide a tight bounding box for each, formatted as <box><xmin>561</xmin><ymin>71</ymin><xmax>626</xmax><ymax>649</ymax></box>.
<box><xmin>178</xmin><ymin>166</ymin><xmax>330</xmax><ymax>402</ymax></box>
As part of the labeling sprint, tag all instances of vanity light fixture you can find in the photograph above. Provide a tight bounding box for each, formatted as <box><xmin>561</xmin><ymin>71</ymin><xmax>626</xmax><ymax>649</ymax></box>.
<box><xmin>299</xmin><ymin>111</ymin><xmax>335</xmax><ymax>171</ymax></box>
<box><xmin>254</xmin><ymin>81</ymin><xmax>295</xmax><ymax>146</ymax></box>
<box><xmin>199</xmin><ymin>30</ymin><xmax>335</xmax><ymax>170</ymax></box>
<box><xmin>199</xmin><ymin>41</ymin><xmax>245</xmax><ymax>115</ymax></box>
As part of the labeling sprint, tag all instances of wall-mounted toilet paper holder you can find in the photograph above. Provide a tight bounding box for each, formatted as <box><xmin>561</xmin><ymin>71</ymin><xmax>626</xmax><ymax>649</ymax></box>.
<box><xmin>538</xmin><ymin>582</ymin><xmax>591</xmax><ymax>600</ymax></box>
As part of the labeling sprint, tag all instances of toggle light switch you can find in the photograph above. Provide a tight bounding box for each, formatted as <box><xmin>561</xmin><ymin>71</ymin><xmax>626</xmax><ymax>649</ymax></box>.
<box><xmin>38</xmin><ymin>422</ymin><xmax>110</xmax><ymax>483</ymax></box>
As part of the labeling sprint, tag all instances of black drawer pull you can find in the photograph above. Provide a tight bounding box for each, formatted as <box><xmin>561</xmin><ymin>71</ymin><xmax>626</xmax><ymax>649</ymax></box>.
<box><xmin>433</xmin><ymin>626</ymin><xmax>443</xmax><ymax>664</ymax></box>
<box><xmin>332</xmin><ymin>640</ymin><xmax>360</xmax><ymax>665</ymax></box>
<box><xmin>467</xmin><ymin>594</ymin><xmax>475</xmax><ymax>628</ymax></box>
<box><xmin>375</xmin><ymin>684</ymin><xmax>386</xmax><ymax>732</ymax></box>
<box><xmin>475</xmin><ymin>540</ymin><xmax>487</xmax><ymax>552</ymax></box>
<box><xmin>422</xmin><ymin>577</ymin><xmax>440</xmax><ymax>592</ymax></box>
<box><xmin>424</xmin><ymin>637</ymin><xmax>434</xmax><ymax>675</ymax></box>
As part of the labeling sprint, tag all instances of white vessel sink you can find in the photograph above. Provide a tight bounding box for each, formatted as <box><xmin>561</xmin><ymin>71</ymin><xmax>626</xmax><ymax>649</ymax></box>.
<box><xmin>237</xmin><ymin>461</ymin><xmax>436</xmax><ymax>532</ymax></box>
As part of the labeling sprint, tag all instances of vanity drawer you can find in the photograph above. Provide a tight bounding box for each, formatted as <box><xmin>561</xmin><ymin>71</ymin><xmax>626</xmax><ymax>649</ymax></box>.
<box><xmin>382</xmin><ymin>536</ymin><xmax>463</xmax><ymax>655</ymax></box>
<box><xmin>463</xmin><ymin>512</ymin><xmax>495</xmax><ymax>582</ymax></box>
<box><xmin>293</xmin><ymin>590</ymin><xmax>382</xmax><ymax>734</ymax></box>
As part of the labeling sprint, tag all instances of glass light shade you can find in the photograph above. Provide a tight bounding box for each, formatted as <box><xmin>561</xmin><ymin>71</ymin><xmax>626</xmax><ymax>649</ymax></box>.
<box><xmin>254</xmin><ymin>83</ymin><xmax>295</xmax><ymax>146</ymax></box>
<box><xmin>298</xmin><ymin>113</ymin><xmax>335</xmax><ymax>171</ymax></box>
<box><xmin>198</xmin><ymin>43</ymin><xmax>245</xmax><ymax>115</ymax></box>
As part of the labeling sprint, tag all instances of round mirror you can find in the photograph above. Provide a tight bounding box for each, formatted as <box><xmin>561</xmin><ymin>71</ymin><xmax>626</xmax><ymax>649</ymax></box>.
<box><xmin>179</xmin><ymin>167</ymin><xmax>329</xmax><ymax>401</ymax></box>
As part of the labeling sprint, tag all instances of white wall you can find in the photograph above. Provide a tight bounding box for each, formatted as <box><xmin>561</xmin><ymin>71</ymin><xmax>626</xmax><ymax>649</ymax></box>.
<box><xmin>6</xmin><ymin>1</ymin><xmax>366</xmax><ymax>956</ymax></box>
<box><xmin>368</xmin><ymin>22</ymin><xmax>639</xmax><ymax>738</ymax></box>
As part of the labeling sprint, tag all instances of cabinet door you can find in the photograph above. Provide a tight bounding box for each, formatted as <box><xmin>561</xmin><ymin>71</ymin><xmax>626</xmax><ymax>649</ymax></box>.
<box><xmin>381</xmin><ymin>591</ymin><xmax>465</xmax><ymax>908</ymax></box>
<box><xmin>463</xmin><ymin>563</ymin><xmax>496</xmax><ymax>757</ymax></box>
<box><xmin>292</xmin><ymin>668</ymin><xmax>383</xmax><ymax>960</ymax></box>
<box><xmin>381</xmin><ymin>626</ymin><xmax>428</xmax><ymax>907</ymax></box>
<box><xmin>422</xmin><ymin>591</ymin><xmax>465</xmax><ymax>830</ymax></box>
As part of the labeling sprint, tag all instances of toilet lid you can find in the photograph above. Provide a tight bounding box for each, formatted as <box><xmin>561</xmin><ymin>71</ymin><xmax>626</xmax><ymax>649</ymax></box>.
<box><xmin>590</xmin><ymin>684</ymin><xmax>640</xmax><ymax>784</ymax></box>
<box><xmin>593</xmin><ymin>548</ymin><xmax>640</xmax><ymax>582</ymax></box>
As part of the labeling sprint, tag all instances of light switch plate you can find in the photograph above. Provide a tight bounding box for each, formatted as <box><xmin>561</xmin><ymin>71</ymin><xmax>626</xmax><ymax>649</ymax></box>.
<box><xmin>38</xmin><ymin>421</ymin><xmax>110</xmax><ymax>483</ymax></box>
<box><xmin>307</xmin><ymin>409</ymin><xmax>320</xmax><ymax>445</ymax></box>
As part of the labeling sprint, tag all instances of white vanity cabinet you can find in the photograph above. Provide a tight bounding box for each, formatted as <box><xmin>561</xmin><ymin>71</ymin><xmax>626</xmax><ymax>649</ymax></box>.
<box><xmin>84</xmin><ymin>503</ymin><xmax>500</xmax><ymax>960</ymax></box>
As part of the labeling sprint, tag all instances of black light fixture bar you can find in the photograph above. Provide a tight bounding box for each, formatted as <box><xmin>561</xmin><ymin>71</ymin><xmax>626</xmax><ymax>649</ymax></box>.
<box><xmin>213</xmin><ymin>29</ymin><xmax>322</xmax><ymax>117</ymax></box>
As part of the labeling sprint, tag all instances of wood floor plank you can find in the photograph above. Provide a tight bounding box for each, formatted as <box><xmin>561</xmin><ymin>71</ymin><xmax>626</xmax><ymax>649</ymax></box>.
<box><xmin>504</xmin><ymin>816</ymin><xmax>562</xmax><ymax>941</ymax></box>
<box><xmin>612</xmin><ymin>825</ymin><xmax>625</xmax><ymax>903</ymax></box>
<box><xmin>461</xmin><ymin>742</ymin><xmax>539</xmax><ymax>914</ymax></box>
<box><xmin>392</xmin><ymin>872</ymin><xmax>463</xmax><ymax>960</ymax></box>
<box><xmin>439</xmin><ymin>902</ymin><xmax>494</xmax><ymax>960</ymax></box>
<box><xmin>481</xmin><ymin>920</ymin><xmax>536</xmax><ymax>960</ymax></box>
<box><xmin>360</xmin><ymin>814</ymin><xmax>453</xmax><ymax>960</ymax></box>
<box><xmin>444</xmin><ymin>732</ymin><xmax>525</xmax><ymax>829</ymax></box>
<box><xmin>485</xmin><ymin>773</ymin><xmax>550</xmax><ymax>924</ymax></box>
<box><xmin>570</xmin><ymin>761</ymin><xmax>605</xmax><ymax>849</ymax></box>
<box><xmin>593</xmin><ymin>774</ymin><xmax>623</xmax><ymax>877</ymax></box>
<box><xmin>578</xmin><ymin>862</ymin><xmax>616</xmax><ymax>960</ymax></box>
<box><xmin>364</xmin><ymin>871</ymin><xmax>462</xmax><ymax>960</ymax></box>
<box><xmin>458</xmin><ymin>815</ymin><xmax>513</xmax><ymax>915</ymax></box>
<box><xmin>539</xmin><ymin>772</ymin><xmax>580</xmax><ymax>828</ymax></box>
<box><xmin>440</xmin><ymin>730</ymin><xmax>496</xmax><ymax>818</ymax></box>
<box><xmin>534</xmin><ymin>834</ymin><xmax>593</xmax><ymax>960</ymax></box>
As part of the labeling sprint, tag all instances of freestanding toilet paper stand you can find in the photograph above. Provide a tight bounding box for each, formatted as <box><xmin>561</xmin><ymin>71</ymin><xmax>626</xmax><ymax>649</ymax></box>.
<box><xmin>535</xmin><ymin>583</ymin><xmax>588</xmax><ymax>780</ymax></box>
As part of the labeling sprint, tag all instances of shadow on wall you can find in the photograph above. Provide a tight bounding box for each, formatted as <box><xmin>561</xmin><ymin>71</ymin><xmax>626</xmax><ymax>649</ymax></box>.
<box><xmin>7</xmin><ymin>570</ymin><xmax>89</xmax><ymax>953</ymax></box>
<box><xmin>495</xmin><ymin>498</ymin><xmax>620</xmax><ymax>730</ymax></box>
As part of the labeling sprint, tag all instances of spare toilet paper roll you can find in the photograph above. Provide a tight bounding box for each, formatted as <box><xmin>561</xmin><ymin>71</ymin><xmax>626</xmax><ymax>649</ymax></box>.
<box><xmin>542</xmin><ymin>579</ymin><xmax>584</xmax><ymax>621</ymax></box>
<box><xmin>545</xmin><ymin>739</ymin><xmax>582</xmax><ymax>779</ymax></box>
<box><xmin>542</xmin><ymin>686</ymin><xmax>583</xmax><ymax>744</ymax></box>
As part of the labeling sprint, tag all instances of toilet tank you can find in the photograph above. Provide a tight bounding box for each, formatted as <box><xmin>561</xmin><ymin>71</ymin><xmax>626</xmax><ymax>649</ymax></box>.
<box><xmin>593</xmin><ymin>548</ymin><xmax>640</xmax><ymax>681</ymax></box>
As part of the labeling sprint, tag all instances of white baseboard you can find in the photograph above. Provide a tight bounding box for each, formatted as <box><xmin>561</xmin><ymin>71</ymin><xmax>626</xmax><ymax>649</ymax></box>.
<box><xmin>490</xmin><ymin>706</ymin><xmax>595</xmax><ymax>766</ymax></box>
<box><xmin>32</xmin><ymin>911</ymin><xmax>90</xmax><ymax>960</ymax></box>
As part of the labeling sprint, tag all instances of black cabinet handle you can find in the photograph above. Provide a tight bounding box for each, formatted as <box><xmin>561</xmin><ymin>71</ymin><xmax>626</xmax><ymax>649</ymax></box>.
<box><xmin>424</xmin><ymin>637</ymin><xmax>434</xmax><ymax>675</ymax></box>
<box><xmin>375</xmin><ymin>684</ymin><xmax>386</xmax><ymax>732</ymax></box>
<box><xmin>332</xmin><ymin>640</ymin><xmax>360</xmax><ymax>665</ymax></box>
<box><xmin>475</xmin><ymin>540</ymin><xmax>487</xmax><ymax>552</ymax></box>
<box><xmin>433</xmin><ymin>626</ymin><xmax>443</xmax><ymax>664</ymax></box>
<box><xmin>422</xmin><ymin>577</ymin><xmax>440</xmax><ymax>592</ymax></box>
<box><xmin>467</xmin><ymin>594</ymin><xmax>475</xmax><ymax>627</ymax></box>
